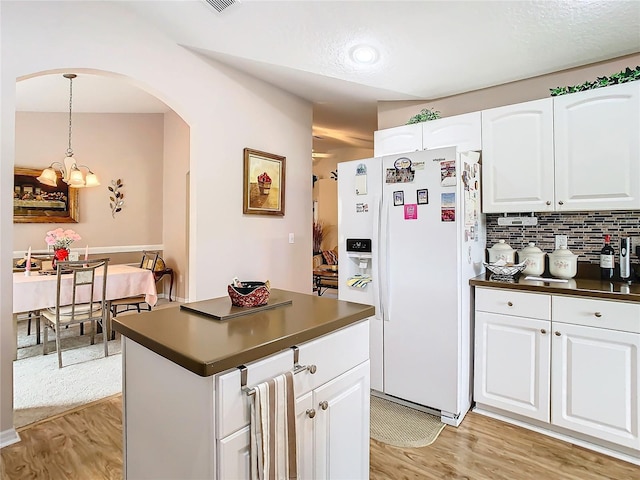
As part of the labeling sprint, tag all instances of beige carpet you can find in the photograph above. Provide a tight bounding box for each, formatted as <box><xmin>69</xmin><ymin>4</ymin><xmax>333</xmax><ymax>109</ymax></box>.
<box><xmin>370</xmin><ymin>395</ymin><xmax>446</xmax><ymax>448</ymax></box>
<box><xmin>13</xmin><ymin>339</ymin><xmax>122</xmax><ymax>428</ymax></box>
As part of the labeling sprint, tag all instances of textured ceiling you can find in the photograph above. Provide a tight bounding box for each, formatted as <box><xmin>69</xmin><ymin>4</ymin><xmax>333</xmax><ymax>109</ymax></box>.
<box><xmin>15</xmin><ymin>0</ymin><xmax>640</xmax><ymax>154</ymax></box>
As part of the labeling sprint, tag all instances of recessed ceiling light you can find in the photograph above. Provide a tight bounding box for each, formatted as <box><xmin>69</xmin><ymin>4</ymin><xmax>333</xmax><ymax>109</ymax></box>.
<box><xmin>350</xmin><ymin>45</ymin><xmax>379</xmax><ymax>65</ymax></box>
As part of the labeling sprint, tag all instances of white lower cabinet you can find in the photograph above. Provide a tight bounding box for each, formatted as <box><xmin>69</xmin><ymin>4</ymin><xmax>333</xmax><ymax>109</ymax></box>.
<box><xmin>218</xmin><ymin>426</ymin><xmax>251</xmax><ymax>480</ymax></box>
<box><xmin>474</xmin><ymin>287</ymin><xmax>640</xmax><ymax>458</ymax></box>
<box><xmin>310</xmin><ymin>361</ymin><xmax>370</xmax><ymax>480</ymax></box>
<box><xmin>295</xmin><ymin>392</ymin><xmax>314</xmax><ymax>479</ymax></box>
<box><xmin>217</xmin><ymin>320</ymin><xmax>370</xmax><ymax>479</ymax></box>
<box><xmin>474</xmin><ymin>311</ymin><xmax>550</xmax><ymax>422</ymax></box>
<box><xmin>551</xmin><ymin>321</ymin><xmax>640</xmax><ymax>450</ymax></box>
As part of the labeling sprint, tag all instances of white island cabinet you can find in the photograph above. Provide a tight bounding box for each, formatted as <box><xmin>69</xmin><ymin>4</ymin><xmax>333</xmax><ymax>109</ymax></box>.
<box><xmin>113</xmin><ymin>289</ymin><xmax>374</xmax><ymax>480</ymax></box>
<box><xmin>215</xmin><ymin>320</ymin><xmax>370</xmax><ymax>480</ymax></box>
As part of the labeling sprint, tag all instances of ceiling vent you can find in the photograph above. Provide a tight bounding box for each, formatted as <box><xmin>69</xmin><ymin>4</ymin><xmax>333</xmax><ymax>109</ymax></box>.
<box><xmin>203</xmin><ymin>0</ymin><xmax>240</xmax><ymax>14</ymax></box>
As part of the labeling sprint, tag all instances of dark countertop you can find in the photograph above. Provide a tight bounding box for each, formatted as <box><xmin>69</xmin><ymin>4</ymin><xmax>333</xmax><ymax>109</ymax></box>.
<box><xmin>112</xmin><ymin>288</ymin><xmax>374</xmax><ymax>377</ymax></box>
<box><xmin>470</xmin><ymin>270</ymin><xmax>640</xmax><ymax>303</ymax></box>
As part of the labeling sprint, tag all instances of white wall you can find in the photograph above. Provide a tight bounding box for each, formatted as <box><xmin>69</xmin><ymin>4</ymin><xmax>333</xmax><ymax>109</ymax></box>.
<box><xmin>163</xmin><ymin>110</ymin><xmax>190</xmax><ymax>301</ymax></box>
<box><xmin>13</xmin><ymin>112</ymin><xmax>165</xmax><ymax>250</ymax></box>
<box><xmin>0</xmin><ymin>1</ymin><xmax>312</xmax><ymax>439</ymax></box>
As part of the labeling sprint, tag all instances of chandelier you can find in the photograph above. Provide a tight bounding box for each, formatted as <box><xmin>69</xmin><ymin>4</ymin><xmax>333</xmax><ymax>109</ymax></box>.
<box><xmin>37</xmin><ymin>74</ymin><xmax>100</xmax><ymax>188</ymax></box>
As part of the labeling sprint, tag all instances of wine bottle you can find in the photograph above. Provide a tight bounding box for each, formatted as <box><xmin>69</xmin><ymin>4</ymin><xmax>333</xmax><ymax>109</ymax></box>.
<box><xmin>600</xmin><ymin>234</ymin><xmax>614</xmax><ymax>280</ymax></box>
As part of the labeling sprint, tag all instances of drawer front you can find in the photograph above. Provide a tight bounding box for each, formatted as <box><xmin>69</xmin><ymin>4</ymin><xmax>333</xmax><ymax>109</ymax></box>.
<box><xmin>476</xmin><ymin>287</ymin><xmax>551</xmax><ymax>320</ymax></box>
<box><xmin>216</xmin><ymin>349</ymin><xmax>293</xmax><ymax>439</ymax></box>
<box><xmin>552</xmin><ymin>296</ymin><xmax>640</xmax><ymax>333</ymax></box>
<box><xmin>295</xmin><ymin>319</ymin><xmax>369</xmax><ymax>397</ymax></box>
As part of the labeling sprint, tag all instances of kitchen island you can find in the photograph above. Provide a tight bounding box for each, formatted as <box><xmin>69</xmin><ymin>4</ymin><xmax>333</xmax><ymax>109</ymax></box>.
<box><xmin>112</xmin><ymin>289</ymin><xmax>374</xmax><ymax>479</ymax></box>
<box><xmin>469</xmin><ymin>273</ymin><xmax>640</xmax><ymax>465</ymax></box>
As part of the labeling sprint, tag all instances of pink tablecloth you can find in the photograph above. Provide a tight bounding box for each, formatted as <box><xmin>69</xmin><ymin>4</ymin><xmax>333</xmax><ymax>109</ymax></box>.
<box><xmin>13</xmin><ymin>264</ymin><xmax>158</xmax><ymax>314</ymax></box>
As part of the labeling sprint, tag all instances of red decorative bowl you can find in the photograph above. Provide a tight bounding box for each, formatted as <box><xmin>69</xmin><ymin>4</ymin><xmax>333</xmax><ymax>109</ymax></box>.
<box><xmin>227</xmin><ymin>281</ymin><xmax>270</xmax><ymax>307</ymax></box>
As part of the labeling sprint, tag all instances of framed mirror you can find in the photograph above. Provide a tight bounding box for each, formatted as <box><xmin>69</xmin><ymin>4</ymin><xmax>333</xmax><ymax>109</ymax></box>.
<box><xmin>13</xmin><ymin>167</ymin><xmax>79</xmax><ymax>223</ymax></box>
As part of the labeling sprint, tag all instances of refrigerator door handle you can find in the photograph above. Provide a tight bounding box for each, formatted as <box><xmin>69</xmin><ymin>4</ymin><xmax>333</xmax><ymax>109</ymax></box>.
<box><xmin>379</xmin><ymin>194</ymin><xmax>390</xmax><ymax>322</ymax></box>
<box><xmin>373</xmin><ymin>195</ymin><xmax>383</xmax><ymax>321</ymax></box>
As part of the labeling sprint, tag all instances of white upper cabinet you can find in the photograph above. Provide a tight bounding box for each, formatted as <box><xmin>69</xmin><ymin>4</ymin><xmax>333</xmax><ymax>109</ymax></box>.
<box><xmin>481</xmin><ymin>82</ymin><xmax>640</xmax><ymax>213</ymax></box>
<box><xmin>553</xmin><ymin>82</ymin><xmax>640</xmax><ymax>211</ymax></box>
<box><xmin>481</xmin><ymin>98</ymin><xmax>555</xmax><ymax>213</ymax></box>
<box><xmin>374</xmin><ymin>123</ymin><xmax>422</xmax><ymax>157</ymax></box>
<box><xmin>374</xmin><ymin>112</ymin><xmax>481</xmax><ymax>157</ymax></box>
<box><xmin>422</xmin><ymin>111</ymin><xmax>482</xmax><ymax>152</ymax></box>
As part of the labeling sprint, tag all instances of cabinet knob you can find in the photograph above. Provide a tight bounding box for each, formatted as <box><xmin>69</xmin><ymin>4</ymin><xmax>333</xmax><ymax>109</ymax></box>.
<box><xmin>319</xmin><ymin>401</ymin><xmax>329</xmax><ymax>411</ymax></box>
<box><xmin>558</xmin><ymin>201</ymin><xmax>564</xmax><ymax>206</ymax></box>
<box><xmin>555</xmin><ymin>331</ymin><xmax>561</xmax><ymax>336</ymax></box>
<box><xmin>306</xmin><ymin>409</ymin><xmax>316</xmax><ymax>419</ymax></box>
<box><xmin>594</xmin><ymin>312</ymin><xmax>602</xmax><ymax>318</ymax></box>
<box><xmin>507</xmin><ymin>301</ymin><xmax>513</xmax><ymax>307</ymax></box>
<box><xmin>546</xmin><ymin>200</ymin><xmax>551</xmax><ymax>206</ymax></box>
<box><xmin>540</xmin><ymin>329</ymin><xmax>547</xmax><ymax>334</ymax></box>
<box><xmin>307</xmin><ymin>364</ymin><xmax>317</xmax><ymax>374</ymax></box>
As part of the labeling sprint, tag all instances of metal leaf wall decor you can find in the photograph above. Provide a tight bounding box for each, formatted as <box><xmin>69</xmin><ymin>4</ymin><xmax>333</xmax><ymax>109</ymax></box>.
<box><xmin>109</xmin><ymin>179</ymin><xmax>124</xmax><ymax>218</ymax></box>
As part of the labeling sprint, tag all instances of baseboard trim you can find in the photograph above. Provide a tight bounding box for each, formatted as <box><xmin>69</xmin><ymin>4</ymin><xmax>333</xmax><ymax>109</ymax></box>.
<box><xmin>0</xmin><ymin>428</ymin><xmax>21</xmax><ymax>448</ymax></box>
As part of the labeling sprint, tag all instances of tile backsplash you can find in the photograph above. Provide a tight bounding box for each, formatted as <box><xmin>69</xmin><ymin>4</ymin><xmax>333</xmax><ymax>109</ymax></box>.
<box><xmin>486</xmin><ymin>211</ymin><xmax>640</xmax><ymax>264</ymax></box>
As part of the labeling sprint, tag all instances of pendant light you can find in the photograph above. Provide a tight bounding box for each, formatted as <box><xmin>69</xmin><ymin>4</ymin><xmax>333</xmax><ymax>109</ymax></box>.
<box><xmin>37</xmin><ymin>74</ymin><xmax>100</xmax><ymax>188</ymax></box>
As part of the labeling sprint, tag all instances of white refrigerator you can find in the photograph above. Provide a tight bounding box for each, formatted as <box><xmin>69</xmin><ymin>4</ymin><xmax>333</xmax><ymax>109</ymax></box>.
<box><xmin>337</xmin><ymin>146</ymin><xmax>485</xmax><ymax>426</ymax></box>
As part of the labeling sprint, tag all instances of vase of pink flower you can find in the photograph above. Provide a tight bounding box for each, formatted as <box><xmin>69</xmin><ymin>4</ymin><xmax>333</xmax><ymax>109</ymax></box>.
<box><xmin>45</xmin><ymin>228</ymin><xmax>81</xmax><ymax>269</ymax></box>
<box><xmin>257</xmin><ymin>172</ymin><xmax>272</xmax><ymax>195</ymax></box>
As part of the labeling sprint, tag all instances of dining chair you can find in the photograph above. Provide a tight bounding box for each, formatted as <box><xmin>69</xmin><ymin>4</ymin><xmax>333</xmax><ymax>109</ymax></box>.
<box><xmin>41</xmin><ymin>258</ymin><xmax>110</xmax><ymax>368</ymax></box>
<box><xmin>109</xmin><ymin>251</ymin><xmax>159</xmax><ymax>318</ymax></box>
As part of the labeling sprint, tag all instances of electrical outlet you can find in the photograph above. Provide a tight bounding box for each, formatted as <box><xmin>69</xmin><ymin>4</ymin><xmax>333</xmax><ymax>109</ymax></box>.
<box><xmin>632</xmin><ymin>236</ymin><xmax>640</xmax><ymax>257</ymax></box>
<box><xmin>555</xmin><ymin>235</ymin><xmax>568</xmax><ymax>250</ymax></box>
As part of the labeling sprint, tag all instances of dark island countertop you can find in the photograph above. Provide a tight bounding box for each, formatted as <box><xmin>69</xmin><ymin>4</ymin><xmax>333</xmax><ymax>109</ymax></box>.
<box><xmin>112</xmin><ymin>288</ymin><xmax>375</xmax><ymax>377</ymax></box>
<box><xmin>470</xmin><ymin>272</ymin><xmax>640</xmax><ymax>303</ymax></box>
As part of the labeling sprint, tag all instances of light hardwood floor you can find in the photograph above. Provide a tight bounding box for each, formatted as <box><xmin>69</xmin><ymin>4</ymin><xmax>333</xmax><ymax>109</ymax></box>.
<box><xmin>2</xmin><ymin>395</ymin><xmax>638</xmax><ymax>479</ymax></box>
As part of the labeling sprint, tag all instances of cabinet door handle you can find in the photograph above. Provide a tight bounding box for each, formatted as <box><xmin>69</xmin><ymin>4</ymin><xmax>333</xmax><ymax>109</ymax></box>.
<box><xmin>558</xmin><ymin>200</ymin><xmax>564</xmax><ymax>206</ymax></box>
<box><xmin>594</xmin><ymin>312</ymin><xmax>602</xmax><ymax>318</ymax></box>
<box><xmin>555</xmin><ymin>331</ymin><xmax>561</xmax><ymax>336</ymax></box>
<box><xmin>507</xmin><ymin>301</ymin><xmax>513</xmax><ymax>307</ymax></box>
<box><xmin>540</xmin><ymin>329</ymin><xmax>547</xmax><ymax>334</ymax></box>
<box><xmin>319</xmin><ymin>401</ymin><xmax>329</xmax><ymax>410</ymax></box>
<box><xmin>546</xmin><ymin>200</ymin><xmax>551</xmax><ymax>206</ymax></box>
<box><xmin>306</xmin><ymin>409</ymin><xmax>316</xmax><ymax>419</ymax></box>
<box><xmin>307</xmin><ymin>365</ymin><xmax>317</xmax><ymax>374</ymax></box>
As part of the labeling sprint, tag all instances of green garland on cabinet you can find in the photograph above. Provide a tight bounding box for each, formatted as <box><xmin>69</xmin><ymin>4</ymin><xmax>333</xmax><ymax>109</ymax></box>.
<box><xmin>406</xmin><ymin>108</ymin><xmax>441</xmax><ymax>124</ymax></box>
<box><xmin>550</xmin><ymin>66</ymin><xmax>640</xmax><ymax>96</ymax></box>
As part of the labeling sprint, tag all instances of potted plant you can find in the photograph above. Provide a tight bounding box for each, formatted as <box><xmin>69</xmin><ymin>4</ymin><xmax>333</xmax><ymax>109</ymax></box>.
<box><xmin>312</xmin><ymin>221</ymin><xmax>325</xmax><ymax>255</ymax></box>
<box><xmin>406</xmin><ymin>107</ymin><xmax>441</xmax><ymax>124</ymax></box>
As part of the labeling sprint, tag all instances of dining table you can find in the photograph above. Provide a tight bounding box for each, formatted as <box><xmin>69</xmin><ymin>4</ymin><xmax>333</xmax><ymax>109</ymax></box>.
<box><xmin>13</xmin><ymin>264</ymin><xmax>158</xmax><ymax>341</ymax></box>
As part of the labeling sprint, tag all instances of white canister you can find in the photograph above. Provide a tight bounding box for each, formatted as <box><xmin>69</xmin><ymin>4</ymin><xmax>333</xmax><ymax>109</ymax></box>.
<box><xmin>518</xmin><ymin>242</ymin><xmax>546</xmax><ymax>276</ymax></box>
<box><xmin>548</xmin><ymin>246</ymin><xmax>579</xmax><ymax>279</ymax></box>
<box><xmin>487</xmin><ymin>240</ymin><xmax>516</xmax><ymax>264</ymax></box>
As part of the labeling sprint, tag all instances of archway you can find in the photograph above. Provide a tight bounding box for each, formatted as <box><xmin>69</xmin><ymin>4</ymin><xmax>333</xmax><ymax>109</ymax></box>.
<box><xmin>11</xmin><ymin>69</ymin><xmax>191</xmax><ymax>428</ymax></box>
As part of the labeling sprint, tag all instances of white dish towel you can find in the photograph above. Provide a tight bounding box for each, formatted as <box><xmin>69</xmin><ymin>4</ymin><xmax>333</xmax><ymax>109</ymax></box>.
<box><xmin>250</xmin><ymin>371</ymin><xmax>297</xmax><ymax>480</ymax></box>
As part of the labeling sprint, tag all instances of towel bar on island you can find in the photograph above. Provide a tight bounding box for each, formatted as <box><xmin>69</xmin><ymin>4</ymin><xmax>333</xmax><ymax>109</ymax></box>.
<box><xmin>239</xmin><ymin>345</ymin><xmax>317</xmax><ymax>397</ymax></box>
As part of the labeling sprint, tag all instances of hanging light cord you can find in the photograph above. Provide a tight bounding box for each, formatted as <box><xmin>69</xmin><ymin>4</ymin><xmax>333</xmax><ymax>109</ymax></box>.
<box><xmin>66</xmin><ymin>74</ymin><xmax>74</xmax><ymax>158</ymax></box>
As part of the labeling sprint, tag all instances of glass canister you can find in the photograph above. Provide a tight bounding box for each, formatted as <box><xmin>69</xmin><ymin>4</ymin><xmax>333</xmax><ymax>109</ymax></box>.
<box><xmin>518</xmin><ymin>242</ymin><xmax>546</xmax><ymax>276</ymax></box>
